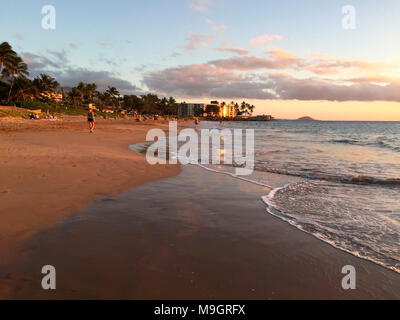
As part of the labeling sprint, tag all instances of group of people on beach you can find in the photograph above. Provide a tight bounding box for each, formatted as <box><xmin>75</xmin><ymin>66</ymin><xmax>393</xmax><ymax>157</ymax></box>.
<box><xmin>86</xmin><ymin>107</ymin><xmax>202</xmax><ymax>133</ymax></box>
<box><xmin>30</xmin><ymin>113</ymin><xmax>57</xmax><ymax>120</ymax></box>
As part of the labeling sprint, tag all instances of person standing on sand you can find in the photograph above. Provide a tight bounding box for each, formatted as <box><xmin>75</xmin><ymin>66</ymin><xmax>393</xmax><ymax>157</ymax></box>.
<box><xmin>88</xmin><ymin>108</ymin><xmax>95</xmax><ymax>133</ymax></box>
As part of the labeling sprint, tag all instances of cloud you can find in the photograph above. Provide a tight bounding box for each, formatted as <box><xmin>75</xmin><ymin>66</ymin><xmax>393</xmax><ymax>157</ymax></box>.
<box><xmin>215</xmin><ymin>46</ymin><xmax>249</xmax><ymax>55</ymax></box>
<box><xmin>188</xmin><ymin>0</ymin><xmax>214</xmax><ymax>13</ymax></box>
<box><xmin>185</xmin><ymin>32</ymin><xmax>214</xmax><ymax>51</ymax></box>
<box><xmin>54</xmin><ymin>69</ymin><xmax>141</xmax><ymax>93</ymax></box>
<box><xmin>250</xmin><ymin>35</ymin><xmax>282</xmax><ymax>47</ymax></box>
<box><xmin>21</xmin><ymin>50</ymin><xmax>70</xmax><ymax>71</ymax></box>
<box><xmin>303</xmin><ymin>51</ymin><xmax>388</xmax><ymax>75</ymax></box>
<box><xmin>69</xmin><ymin>43</ymin><xmax>77</xmax><ymax>49</ymax></box>
<box><xmin>206</xmin><ymin>19</ymin><xmax>226</xmax><ymax>33</ymax></box>
<box><xmin>21</xmin><ymin>52</ymin><xmax>61</xmax><ymax>70</ymax></box>
<box><xmin>47</xmin><ymin>49</ymin><xmax>69</xmax><ymax>65</ymax></box>
<box><xmin>143</xmin><ymin>64</ymin><xmax>243</xmax><ymax>97</ymax></box>
<box><xmin>210</xmin><ymin>81</ymin><xmax>277</xmax><ymax>99</ymax></box>
<box><xmin>268</xmin><ymin>73</ymin><xmax>400</xmax><ymax>102</ymax></box>
<box><xmin>143</xmin><ymin>56</ymin><xmax>400</xmax><ymax>102</ymax></box>
<box><xmin>21</xmin><ymin>51</ymin><xmax>141</xmax><ymax>94</ymax></box>
<box><xmin>213</xmin><ymin>41</ymin><xmax>248</xmax><ymax>55</ymax></box>
<box><xmin>143</xmin><ymin>62</ymin><xmax>278</xmax><ymax>99</ymax></box>
<box><xmin>208</xmin><ymin>48</ymin><xmax>300</xmax><ymax>70</ymax></box>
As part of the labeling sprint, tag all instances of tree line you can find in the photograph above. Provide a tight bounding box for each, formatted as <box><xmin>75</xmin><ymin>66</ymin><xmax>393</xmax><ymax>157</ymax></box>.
<box><xmin>0</xmin><ymin>42</ymin><xmax>255</xmax><ymax>116</ymax></box>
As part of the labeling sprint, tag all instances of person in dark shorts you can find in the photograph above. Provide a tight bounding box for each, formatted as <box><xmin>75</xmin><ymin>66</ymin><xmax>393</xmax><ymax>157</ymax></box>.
<box><xmin>88</xmin><ymin>108</ymin><xmax>95</xmax><ymax>133</ymax></box>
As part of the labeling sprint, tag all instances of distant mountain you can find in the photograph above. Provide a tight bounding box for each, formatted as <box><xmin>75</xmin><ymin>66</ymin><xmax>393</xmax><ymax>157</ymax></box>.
<box><xmin>296</xmin><ymin>116</ymin><xmax>316</xmax><ymax>121</ymax></box>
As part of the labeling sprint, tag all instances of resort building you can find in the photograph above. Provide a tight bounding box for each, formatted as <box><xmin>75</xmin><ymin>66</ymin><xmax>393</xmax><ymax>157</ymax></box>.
<box><xmin>204</xmin><ymin>103</ymin><xmax>237</xmax><ymax>118</ymax></box>
<box><xmin>40</xmin><ymin>91</ymin><xmax>63</xmax><ymax>103</ymax></box>
<box><xmin>178</xmin><ymin>103</ymin><xmax>204</xmax><ymax>117</ymax></box>
<box><xmin>178</xmin><ymin>101</ymin><xmax>238</xmax><ymax>118</ymax></box>
<box><xmin>219</xmin><ymin>104</ymin><xmax>237</xmax><ymax>118</ymax></box>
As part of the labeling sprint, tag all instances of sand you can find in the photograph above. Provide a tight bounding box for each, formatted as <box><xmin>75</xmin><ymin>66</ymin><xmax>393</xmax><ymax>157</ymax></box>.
<box><xmin>1</xmin><ymin>165</ymin><xmax>399</xmax><ymax>299</ymax></box>
<box><xmin>0</xmin><ymin>117</ymin><xmax>399</xmax><ymax>299</ymax></box>
<box><xmin>0</xmin><ymin>116</ymin><xmax>181</xmax><ymax>261</ymax></box>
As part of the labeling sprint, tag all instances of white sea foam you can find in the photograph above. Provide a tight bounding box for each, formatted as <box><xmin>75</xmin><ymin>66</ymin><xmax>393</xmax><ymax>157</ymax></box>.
<box><xmin>131</xmin><ymin>120</ymin><xmax>400</xmax><ymax>274</ymax></box>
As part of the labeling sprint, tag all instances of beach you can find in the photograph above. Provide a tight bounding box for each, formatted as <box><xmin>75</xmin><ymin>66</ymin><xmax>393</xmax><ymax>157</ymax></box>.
<box><xmin>0</xmin><ymin>117</ymin><xmax>399</xmax><ymax>299</ymax></box>
<box><xmin>0</xmin><ymin>116</ymin><xmax>181</xmax><ymax>262</ymax></box>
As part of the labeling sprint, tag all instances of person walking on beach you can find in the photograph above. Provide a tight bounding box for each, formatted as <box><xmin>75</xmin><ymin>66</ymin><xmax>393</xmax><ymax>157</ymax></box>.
<box><xmin>88</xmin><ymin>107</ymin><xmax>95</xmax><ymax>133</ymax></box>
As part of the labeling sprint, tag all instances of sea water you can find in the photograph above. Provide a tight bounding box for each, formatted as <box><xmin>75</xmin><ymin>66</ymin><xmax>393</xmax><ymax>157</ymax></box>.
<box><xmin>198</xmin><ymin>120</ymin><xmax>400</xmax><ymax>273</ymax></box>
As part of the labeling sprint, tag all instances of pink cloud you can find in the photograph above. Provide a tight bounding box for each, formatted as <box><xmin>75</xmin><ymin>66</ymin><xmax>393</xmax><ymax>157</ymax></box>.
<box><xmin>304</xmin><ymin>51</ymin><xmax>388</xmax><ymax>75</ymax></box>
<box><xmin>215</xmin><ymin>46</ymin><xmax>249</xmax><ymax>55</ymax></box>
<box><xmin>185</xmin><ymin>32</ymin><xmax>214</xmax><ymax>51</ymax></box>
<box><xmin>208</xmin><ymin>48</ymin><xmax>300</xmax><ymax>70</ymax></box>
<box><xmin>268</xmin><ymin>73</ymin><xmax>400</xmax><ymax>101</ymax></box>
<box><xmin>143</xmin><ymin>58</ymin><xmax>400</xmax><ymax>102</ymax></box>
<box><xmin>214</xmin><ymin>41</ymin><xmax>248</xmax><ymax>55</ymax></box>
<box><xmin>250</xmin><ymin>35</ymin><xmax>282</xmax><ymax>47</ymax></box>
<box><xmin>206</xmin><ymin>19</ymin><xmax>226</xmax><ymax>33</ymax></box>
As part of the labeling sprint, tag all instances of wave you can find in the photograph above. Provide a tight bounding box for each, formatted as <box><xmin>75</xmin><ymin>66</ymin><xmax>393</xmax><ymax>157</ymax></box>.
<box><xmin>131</xmin><ymin>141</ymin><xmax>400</xmax><ymax>186</ymax></box>
<box><xmin>195</xmin><ymin>162</ymin><xmax>400</xmax><ymax>274</ymax></box>
<box><xmin>251</xmin><ymin>164</ymin><xmax>400</xmax><ymax>186</ymax></box>
<box><xmin>330</xmin><ymin>138</ymin><xmax>400</xmax><ymax>152</ymax></box>
<box><xmin>130</xmin><ymin>140</ymin><xmax>400</xmax><ymax>275</ymax></box>
<box><xmin>262</xmin><ymin>183</ymin><xmax>400</xmax><ymax>274</ymax></box>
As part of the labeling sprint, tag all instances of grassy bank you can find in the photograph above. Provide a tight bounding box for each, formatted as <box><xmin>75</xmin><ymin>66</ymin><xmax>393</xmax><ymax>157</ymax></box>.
<box><xmin>2</xmin><ymin>102</ymin><xmax>126</xmax><ymax>119</ymax></box>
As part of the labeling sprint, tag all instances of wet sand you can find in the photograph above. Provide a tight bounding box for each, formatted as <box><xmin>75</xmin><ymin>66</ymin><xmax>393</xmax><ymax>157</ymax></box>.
<box><xmin>1</xmin><ymin>165</ymin><xmax>399</xmax><ymax>299</ymax></box>
<box><xmin>0</xmin><ymin>117</ymin><xmax>181</xmax><ymax>261</ymax></box>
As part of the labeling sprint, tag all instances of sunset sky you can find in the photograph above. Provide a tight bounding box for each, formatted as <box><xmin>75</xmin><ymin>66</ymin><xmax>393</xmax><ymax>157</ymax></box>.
<box><xmin>1</xmin><ymin>0</ymin><xmax>400</xmax><ymax>120</ymax></box>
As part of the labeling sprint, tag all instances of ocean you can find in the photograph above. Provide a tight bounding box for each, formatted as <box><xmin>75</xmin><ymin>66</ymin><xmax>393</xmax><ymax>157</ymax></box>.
<box><xmin>196</xmin><ymin>120</ymin><xmax>400</xmax><ymax>274</ymax></box>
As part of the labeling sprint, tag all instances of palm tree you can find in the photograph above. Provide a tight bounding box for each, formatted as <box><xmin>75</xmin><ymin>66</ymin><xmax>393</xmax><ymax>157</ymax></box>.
<box><xmin>247</xmin><ymin>104</ymin><xmax>255</xmax><ymax>115</ymax></box>
<box><xmin>106</xmin><ymin>86</ymin><xmax>120</xmax><ymax>109</ymax></box>
<box><xmin>13</xmin><ymin>78</ymin><xmax>37</xmax><ymax>101</ymax></box>
<box><xmin>68</xmin><ymin>87</ymin><xmax>83</xmax><ymax>106</ymax></box>
<box><xmin>240</xmin><ymin>101</ymin><xmax>247</xmax><ymax>114</ymax></box>
<box><xmin>86</xmin><ymin>83</ymin><xmax>97</xmax><ymax>103</ymax></box>
<box><xmin>167</xmin><ymin>96</ymin><xmax>178</xmax><ymax>115</ymax></box>
<box><xmin>234</xmin><ymin>102</ymin><xmax>240</xmax><ymax>115</ymax></box>
<box><xmin>33</xmin><ymin>74</ymin><xmax>60</xmax><ymax>102</ymax></box>
<box><xmin>2</xmin><ymin>56</ymin><xmax>29</xmax><ymax>103</ymax></box>
<box><xmin>0</xmin><ymin>42</ymin><xmax>18</xmax><ymax>80</ymax></box>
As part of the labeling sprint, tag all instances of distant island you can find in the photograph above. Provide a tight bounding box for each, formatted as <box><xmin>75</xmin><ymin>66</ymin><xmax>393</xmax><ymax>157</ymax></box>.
<box><xmin>296</xmin><ymin>116</ymin><xmax>316</xmax><ymax>121</ymax></box>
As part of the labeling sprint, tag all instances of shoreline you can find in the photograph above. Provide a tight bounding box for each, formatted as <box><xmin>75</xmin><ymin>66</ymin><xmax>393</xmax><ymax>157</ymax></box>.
<box><xmin>1</xmin><ymin>165</ymin><xmax>399</xmax><ymax>299</ymax></box>
<box><xmin>0</xmin><ymin>116</ymin><xmax>183</xmax><ymax>260</ymax></box>
<box><xmin>194</xmin><ymin>164</ymin><xmax>400</xmax><ymax>276</ymax></box>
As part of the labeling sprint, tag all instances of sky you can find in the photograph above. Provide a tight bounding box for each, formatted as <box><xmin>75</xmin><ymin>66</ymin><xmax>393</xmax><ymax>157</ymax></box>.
<box><xmin>1</xmin><ymin>0</ymin><xmax>400</xmax><ymax>120</ymax></box>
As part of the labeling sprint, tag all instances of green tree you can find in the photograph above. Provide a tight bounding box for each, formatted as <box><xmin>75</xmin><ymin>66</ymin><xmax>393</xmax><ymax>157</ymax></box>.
<box><xmin>32</xmin><ymin>74</ymin><xmax>60</xmax><ymax>102</ymax></box>
<box><xmin>141</xmin><ymin>93</ymin><xmax>160</xmax><ymax>114</ymax></box>
<box><xmin>206</xmin><ymin>104</ymin><xmax>220</xmax><ymax>115</ymax></box>
<box><xmin>106</xmin><ymin>86</ymin><xmax>120</xmax><ymax>109</ymax></box>
<box><xmin>67</xmin><ymin>87</ymin><xmax>83</xmax><ymax>107</ymax></box>
<box><xmin>2</xmin><ymin>56</ymin><xmax>29</xmax><ymax>103</ymax></box>
<box><xmin>166</xmin><ymin>96</ymin><xmax>178</xmax><ymax>115</ymax></box>
<box><xmin>12</xmin><ymin>77</ymin><xmax>37</xmax><ymax>101</ymax></box>
<box><xmin>123</xmin><ymin>94</ymin><xmax>145</xmax><ymax>113</ymax></box>
<box><xmin>0</xmin><ymin>42</ymin><xmax>18</xmax><ymax>81</ymax></box>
